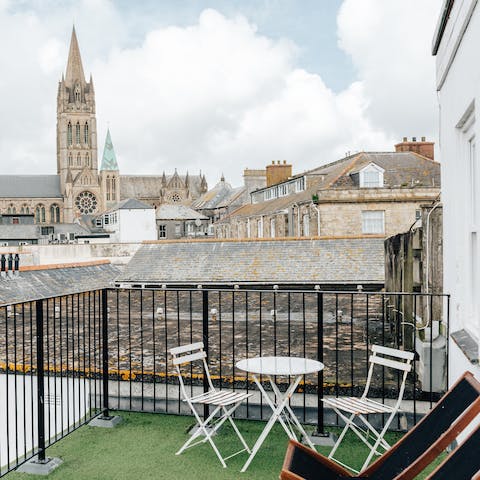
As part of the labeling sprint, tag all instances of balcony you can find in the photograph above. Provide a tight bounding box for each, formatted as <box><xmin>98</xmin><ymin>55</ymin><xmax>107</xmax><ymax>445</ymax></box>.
<box><xmin>0</xmin><ymin>287</ymin><xmax>449</xmax><ymax>478</ymax></box>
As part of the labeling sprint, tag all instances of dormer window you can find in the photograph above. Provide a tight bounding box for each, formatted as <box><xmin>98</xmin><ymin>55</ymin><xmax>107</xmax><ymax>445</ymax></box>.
<box><xmin>359</xmin><ymin>163</ymin><xmax>384</xmax><ymax>188</ymax></box>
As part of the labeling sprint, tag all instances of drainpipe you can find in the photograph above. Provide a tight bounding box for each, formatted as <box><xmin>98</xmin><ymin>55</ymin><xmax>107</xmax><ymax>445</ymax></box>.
<box><xmin>311</xmin><ymin>203</ymin><xmax>321</xmax><ymax>236</ymax></box>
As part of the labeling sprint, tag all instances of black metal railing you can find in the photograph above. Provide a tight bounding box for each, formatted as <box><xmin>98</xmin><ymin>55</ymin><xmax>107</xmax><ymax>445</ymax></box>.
<box><xmin>0</xmin><ymin>287</ymin><xmax>449</xmax><ymax>476</ymax></box>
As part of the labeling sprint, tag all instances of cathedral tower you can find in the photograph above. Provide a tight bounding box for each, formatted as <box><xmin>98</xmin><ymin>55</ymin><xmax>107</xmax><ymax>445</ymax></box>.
<box><xmin>57</xmin><ymin>27</ymin><xmax>102</xmax><ymax>221</ymax></box>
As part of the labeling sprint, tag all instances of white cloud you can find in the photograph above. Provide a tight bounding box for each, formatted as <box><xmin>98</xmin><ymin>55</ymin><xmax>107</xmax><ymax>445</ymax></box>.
<box><xmin>0</xmin><ymin>1</ymin><xmax>441</xmax><ymax>186</ymax></box>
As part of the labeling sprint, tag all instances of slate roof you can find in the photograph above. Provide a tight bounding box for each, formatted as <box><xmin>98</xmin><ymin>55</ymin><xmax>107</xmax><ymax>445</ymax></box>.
<box><xmin>192</xmin><ymin>179</ymin><xmax>246</xmax><ymax>210</ymax></box>
<box><xmin>114</xmin><ymin>198</ymin><xmax>153</xmax><ymax>210</ymax></box>
<box><xmin>221</xmin><ymin>151</ymin><xmax>440</xmax><ymax>221</ymax></box>
<box><xmin>0</xmin><ymin>175</ymin><xmax>62</xmax><ymax>198</ymax></box>
<box><xmin>0</xmin><ymin>263</ymin><xmax>122</xmax><ymax>306</ymax></box>
<box><xmin>155</xmin><ymin>204</ymin><xmax>209</xmax><ymax>221</ymax></box>
<box><xmin>116</xmin><ymin>238</ymin><xmax>385</xmax><ymax>285</ymax></box>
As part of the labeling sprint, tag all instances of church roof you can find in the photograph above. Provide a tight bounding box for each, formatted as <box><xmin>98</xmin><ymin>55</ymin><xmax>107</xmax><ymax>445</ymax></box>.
<box><xmin>192</xmin><ymin>177</ymin><xmax>246</xmax><ymax>210</ymax></box>
<box><xmin>0</xmin><ymin>175</ymin><xmax>62</xmax><ymax>198</ymax></box>
<box><xmin>65</xmin><ymin>26</ymin><xmax>86</xmax><ymax>86</ymax></box>
<box><xmin>100</xmin><ymin>129</ymin><xmax>119</xmax><ymax>171</ymax></box>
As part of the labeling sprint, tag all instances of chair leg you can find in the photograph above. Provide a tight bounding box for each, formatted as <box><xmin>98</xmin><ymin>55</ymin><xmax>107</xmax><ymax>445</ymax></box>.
<box><xmin>328</xmin><ymin>412</ymin><xmax>355</xmax><ymax>460</ymax></box>
<box><xmin>360</xmin><ymin>413</ymin><xmax>396</xmax><ymax>471</ymax></box>
<box><xmin>224</xmin><ymin>405</ymin><xmax>251</xmax><ymax>453</ymax></box>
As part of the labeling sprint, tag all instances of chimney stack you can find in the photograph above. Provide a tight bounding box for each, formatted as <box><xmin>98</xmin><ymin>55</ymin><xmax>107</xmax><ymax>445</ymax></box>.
<box><xmin>395</xmin><ymin>137</ymin><xmax>434</xmax><ymax>160</ymax></box>
<box><xmin>266</xmin><ymin>160</ymin><xmax>293</xmax><ymax>187</ymax></box>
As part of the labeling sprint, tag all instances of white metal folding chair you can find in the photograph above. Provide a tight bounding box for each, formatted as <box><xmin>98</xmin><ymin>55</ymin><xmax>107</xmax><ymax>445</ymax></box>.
<box><xmin>170</xmin><ymin>342</ymin><xmax>252</xmax><ymax>468</ymax></box>
<box><xmin>323</xmin><ymin>345</ymin><xmax>414</xmax><ymax>473</ymax></box>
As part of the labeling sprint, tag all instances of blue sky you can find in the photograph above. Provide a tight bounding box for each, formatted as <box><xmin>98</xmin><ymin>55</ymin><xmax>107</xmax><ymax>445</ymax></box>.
<box><xmin>0</xmin><ymin>0</ymin><xmax>441</xmax><ymax>183</ymax></box>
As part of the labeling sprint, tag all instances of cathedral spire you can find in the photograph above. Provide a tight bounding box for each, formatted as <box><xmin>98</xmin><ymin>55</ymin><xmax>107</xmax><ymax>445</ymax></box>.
<box><xmin>65</xmin><ymin>26</ymin><xmax>86</xmax><ymax>87</ymax></box>
<box><xmin>100</xmin><ymin>129</ymin><xmax>119</xmax><ymax>171</ymax></box>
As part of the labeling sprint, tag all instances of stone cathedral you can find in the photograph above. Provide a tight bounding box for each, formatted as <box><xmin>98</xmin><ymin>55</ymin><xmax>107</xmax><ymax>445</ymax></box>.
<box><xmin>0</xmin><ymin>28</ymin><xmax>207</xmax><ymax>224</ymax></box>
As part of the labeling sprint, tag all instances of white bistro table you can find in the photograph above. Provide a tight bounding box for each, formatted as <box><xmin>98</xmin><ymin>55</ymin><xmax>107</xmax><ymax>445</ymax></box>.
<box><xmin>236</xmin><ymin>356</ymin><xmax>324</xmax><ymax>472</ymax></box>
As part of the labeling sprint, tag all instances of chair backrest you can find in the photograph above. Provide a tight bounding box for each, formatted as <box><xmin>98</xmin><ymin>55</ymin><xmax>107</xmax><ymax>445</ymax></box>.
<box><xmin>425</xmin><ymin>421</ymin><xmax>480</xmax><ymax>480</ymax></box>
<box><xmin>364</xmin><ymin>371</ymin><xmax>480</xmax><ymax>480</ymax></box>
<box><xmin>363</xmin><ymin>345</ymin><xmax>415</xmax><ymax>402</ymax></box>
<box><xmin>169</xmin><ymin>342</ymin><xmax>214</xmax><ymax>399</ymax></box>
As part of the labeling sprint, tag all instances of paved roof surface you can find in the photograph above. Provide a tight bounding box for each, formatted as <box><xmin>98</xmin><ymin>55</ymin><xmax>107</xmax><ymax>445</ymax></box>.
<box><xmin>0</xmin><ymin>263</ymin><xmax>122</xmax><ymax>306</ymax></box>
<box><xmin>114</xmin><ymin>198</ymin><xmax>154</xmax><ymax>210</ymax></box>
<box><xmin>117</xmin><ymin>238</ymin><xmax>385</xmax><ymax>285</ymax></box>
<box><xmin>0</xmin><ymin>175</ymin><xmax>62</xmax><ymax>198</ymax></box>
<box><xmin>155</xmin><ymin>204</ymin><xmax>209</xmax><ymax>220</ymax></box>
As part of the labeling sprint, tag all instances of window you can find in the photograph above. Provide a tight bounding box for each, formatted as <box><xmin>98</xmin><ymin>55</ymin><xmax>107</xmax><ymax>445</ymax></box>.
<box><xmin>84</xmin><ymin>122</ymin><xmax>89</xmax><ymax>145</ymax></box>
<box><xmin>74</xmin><ymin>84</ymin><xmax>81</xmax><ymax>103</ymax></box>
<box><xmin>106</xmin><ymin>176</ymin><xmax>111</xmax><ymax>201</ymax></box>
<box><xmin>21</xmin><ymin>204</ymin><xmax>29</xmax><ymax>214</ymax></box>
<box><xmin>35</xmin><ymin>204</ymin><xmax>46</xmax><ymax>223</ymax></box>
<box><xmin>67</xmin><ymin>122</ymin><xmax>72</xmax><ymax>146</ymax></box>
<box><xmin>175</xmin><ymin>224</ymin><xmax>181</xmax><ymax>235</ymax></box>
<box><xmin>270</xmin><ymin>218</ymin><xmax>276</xmax><ymax>238</ymax></box>
<box><xmin>41</xmin><ymin>226</ymin><xmax>54</xmax><ymax>236</ymax></box>
<box><xmin>295</xmin><ymin>177</ymin><xmax>306</xmax><ymax>192</ymax></box>
<box><xmin>76</xmin><ymin>122</ymin><xmax>81</xmax><ymax>144</ymax></box>
<box><xmin>159</xmin><ymin>225</ymin><xmax>166</xmax><ymax>238</ymax></box>
<box><xmin>77</xmin><ymin>153</ymin><xmax>81</xmax><ymax>166</ymax></box>
<box><xmin>85</xmin><ymin>153</ymin><xmax>90</xmax><ymax>166</ymax></box>
<box><xmin>7</xmin><ymin>204</ymin><xmax>16</xmax><ymax>214</ymax></box>
<box><xmin>279</xmin><ymin>184</ymin><xmax>288</xmax><ymax>197</ymax></box>
<box><xmin>112</xmin><ymin>177</ymin><xmax>116</xmax><ymax>200</ymax></box>
<box><xmin>68</xmin><ymin>153</ymin><xmax>73</xmax><ymax>166</ymax></box>
<box><xmin>96</xmin><ymin>218</ymin><xmax>103</xmax><ymax>227</ymax></box>
<box><xmin>362</xmin><ymin>211</ymin><xmax>384</xmax><ymax>234</ymax></box>
<box><xmin>257</xmin><ymin>218</ymin><xmax>263</xmax><ymax>238</ymax></box>
<box><xmin>303</xmin><ymin>214</ymin><xmax>310</xmax><ymax>237</ymax></box>
<box><xmin>75</xmin><ymin>191</ymin><xmax>98</xmax><ymax>214</ymax></box>
<box><xmin>415</xmin><ymin>210</ymin><xmax>422</xmax><ymax>221</ymax></box>
<box><xmin>50</xmin><ymin>204</ymin><xmax>60</xmax><ymax>223</ymax></box>
<box><xmin>104</xmin><ymin>215</ymin><xmax>109</xmax><ymax>225</ymax></box>
<box><xmin>360</xmin><ymin>164</ymin><xmax>384</xmax><ymax>188</ymax></box>
<box><xmin>246</xmin><ymin>219</ymin><xmax>251</xmax><ymax>238</ymax></box>
<box><xmin>12</xmin><ymin>217</ymin><xmax>19</xmax><ymax>225</ymax></box>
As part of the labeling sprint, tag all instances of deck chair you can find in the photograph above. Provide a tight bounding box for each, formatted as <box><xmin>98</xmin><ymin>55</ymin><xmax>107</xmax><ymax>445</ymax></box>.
<box><xmin>323</xmin><ymin>345</ymin><xmax>415</xmax><ymax>472</ymax></box>
<box><xmin>280</xmin><ymin>371</ymin><xmax>480</xmax><ymax>480</ymax></box>
<box><xmin>170</xmin><ymin>342</ymin><xmax>252</xmax><ymax>468</ymax></box>
<box><xmin>425</xmin><ymin>421</ymin><xmax>480</xmax><ymax>480</ymax></box>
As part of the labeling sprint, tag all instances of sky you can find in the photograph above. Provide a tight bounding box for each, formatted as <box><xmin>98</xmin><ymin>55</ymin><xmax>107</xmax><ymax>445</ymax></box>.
<box><xmin>0</xmin><ymin>0</ymin><xmax>443</xmax><ymax>185</ymax></box>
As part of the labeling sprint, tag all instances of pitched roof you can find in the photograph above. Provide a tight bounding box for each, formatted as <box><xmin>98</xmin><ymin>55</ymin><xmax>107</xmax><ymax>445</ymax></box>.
<box><xmin>0</xmin><ymin>223</ymin><xmax>92</xmax><ymax>240</ymax></box>
<box><xmin>192</xmin><ymin>179</ymin><xmax>246</xmax><ymax>210</ymax></box>
<box><xmin>113</xmin><ymin>198</ymin><xmax>154</xmax><ymax>210</ymax></box>
<box><xmin>117</xmin><ymin>237</ymin><xmax>385</xmax><ymax>285</ymax></box>
<box><xmin>155</xmin><ymin>204</ymin><xmax>209</xmax><ymax>220</ymax></box>
<box><xmin>100</xmin><ymin>129</ymin><xmax>119</xmax><ymax>171</ymax></box>
<box><xmin>0</xmin><ymin>175</ymin><xmax>62</xmax><ymax>198</ymax></box>
<box><xmin>0</xmin><ymin>263</ymin><xmax>122</xmax><ymax>306</ymax></box>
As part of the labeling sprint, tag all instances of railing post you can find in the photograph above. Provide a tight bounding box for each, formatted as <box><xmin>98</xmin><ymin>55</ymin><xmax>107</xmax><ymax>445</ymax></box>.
<box><xmin>101</xmin><ymin>289</ymin><xmax>109</xmax><ymax>418</ymax></box>
<box><xmin>202</xmin><ymin>289</ymin><xmax>209</xmax><ymax>420</ymax></box>
<box><xmin>316</xmin><ymin>291</ymin><xmax>325</xmax><ymax>435</ymax></box>
<box><xmin>35</xmin><ymin>299</ymin><xmax>46</xmax><ymax>462</ymax></box>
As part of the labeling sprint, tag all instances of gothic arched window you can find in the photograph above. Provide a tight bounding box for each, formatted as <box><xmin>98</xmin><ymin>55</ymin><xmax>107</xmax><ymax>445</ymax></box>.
<box><xmin>84</xmin><ymin>122</ymin><xmax>89</xmax><ymax>145</ymax></box>
<box><xmin>76</xmin><ymin>122</ymin><xmax>81</xmax><ymax>144</ymax></box>
<box><xmin>68</xmin><ymin>153</ymin><xmax>73</xmax><ymax>166</ymax></box>
<box><xmin>21</xmin><ymin>204</ymin><xmax>29</xmax><ymax>214</ymax></box>
<box><xmin>7</xmin><ymin>204</ymin><xmax>16</xmax><ymax>214</ymax></box>
<box><xmin>106</xmin><ymin>176</ymin><xmax>111</xmax><ymax>201</ymax></box>
<box><xmin>111</xmin><ymin>177</ymin><xmax>116</xmax><ymax>200</ymax></box>
<box><xmin>85</xmin><ymin>153</ymin><xmax>90</xmax><ymax>166</ymax></box>
<box><xmin>67</xmin><ymin>122</ymin><xmax>72</xmax><ymax>146</ymax></box>
<box><xmin>50</xmin><ymin>204</ymin><xmax>60</xmax><ymax>223</ymax></box>
<box><xmin>35</xmin><ymin>204</ymin><xmax>46</xmax><ymax>223</ymax></box>
<box><xmin>77</xmin><ymin>153</ymin><xmax>81</xmax><ymax>166</ymax></box>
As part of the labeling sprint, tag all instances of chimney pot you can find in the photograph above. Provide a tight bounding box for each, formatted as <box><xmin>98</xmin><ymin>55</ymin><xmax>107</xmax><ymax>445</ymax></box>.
<box><xmin>421</xmin><ymin>136</ymin><xmax>426</xmax><ymax>142</ymax></box>
<box><xmin>277</xmin><ymin>160</ymin><xmax>280</xmax><ymax>165</ymax></box>
<box><xmin>412</xmin><ymin>137</ymin><xmax>417</xmax><ymax>142</ymax></box>
<box><xmin>283</xmin><ymin>160</ymin><xmax>286</xmax><ymax>164</ymax></box>
<box><xmin>272</xmin><ymin>161</ymin><xmax>275</xmax><ymax>165</ymax></box>
<box><xmin>403</xmin><ymin>137</ymin><xmax>407</xmax><ymax>142</ymax></box>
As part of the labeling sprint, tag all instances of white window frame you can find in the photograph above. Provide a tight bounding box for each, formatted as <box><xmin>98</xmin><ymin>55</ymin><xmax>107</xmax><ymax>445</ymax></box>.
<box><xmin>360</xmin><ymin>163</ymin><xmax>384</xmax><ymax>188</ymax></box>
<box><xmin>362</xmin><ymin>210</ymin><xmax>385</xmax><ymax>234</ymax></box>
<box><xmin>159</xmin><ymin>225</ymin><xmax>167</xmax><ymax>238</ymax></box>
<box><xmin>257</xmin><ymin>217</ymin><xmax>263</xmax><ymax>238</ymax></box>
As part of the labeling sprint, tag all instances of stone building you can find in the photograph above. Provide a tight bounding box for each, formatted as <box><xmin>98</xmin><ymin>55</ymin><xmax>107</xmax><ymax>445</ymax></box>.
<box><xmin>0</xmin><ymin>28</ymin><xmax>207</xmax><ymax>224</ymax></box>
<box><xmin>214</xmin><ymin>141</ymin><xmax>441</xmax><ymax>239</ymax></box>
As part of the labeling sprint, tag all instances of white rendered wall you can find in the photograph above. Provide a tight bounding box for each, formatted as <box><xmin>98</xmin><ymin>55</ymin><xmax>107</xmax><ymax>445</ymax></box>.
<box><xmin>118</xmin><ymin>209</ymin><xmax>157</xmax><ymax>243</ymax></box>
<box><xmin>436</xmin><ymin>0</ymin><xmax>480</xmax><ymax>383</ymax></box>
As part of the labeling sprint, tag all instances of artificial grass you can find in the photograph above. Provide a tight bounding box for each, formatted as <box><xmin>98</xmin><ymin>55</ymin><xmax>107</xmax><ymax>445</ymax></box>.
<box><xmin>7</xmin><ymin>412</ymin><xmax>442</xmax><ymax>480</ymax></box>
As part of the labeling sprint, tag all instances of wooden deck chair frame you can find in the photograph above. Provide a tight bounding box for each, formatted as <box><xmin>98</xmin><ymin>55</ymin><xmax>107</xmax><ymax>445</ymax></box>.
<box><xmin>280</xmin><ymin>371</ymin><xmax>480</xmax><ymax>480</ymax></box>
<box><xmin>170</xmin><ymin>342</ymin><xmax>252</xmax><ymax>468</ymax></box>
<box><xmin>323</xmin><ymin>345</ymin><xmax>414</xmax><ymax>472</ymax></box>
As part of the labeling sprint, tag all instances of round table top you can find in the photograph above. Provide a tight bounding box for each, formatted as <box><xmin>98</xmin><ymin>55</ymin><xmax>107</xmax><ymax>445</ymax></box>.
<box><xmin>236</xmin><ymin>356</ymin><xmax>324</xmax><ymax>376</ymax></box>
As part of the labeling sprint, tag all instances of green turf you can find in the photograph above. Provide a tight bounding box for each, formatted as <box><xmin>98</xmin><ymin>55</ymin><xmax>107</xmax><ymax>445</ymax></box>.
<box><xmin>7</xmin><ymin>412</ymin><xmax>443</xmax><ymax>480</ymax></box>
